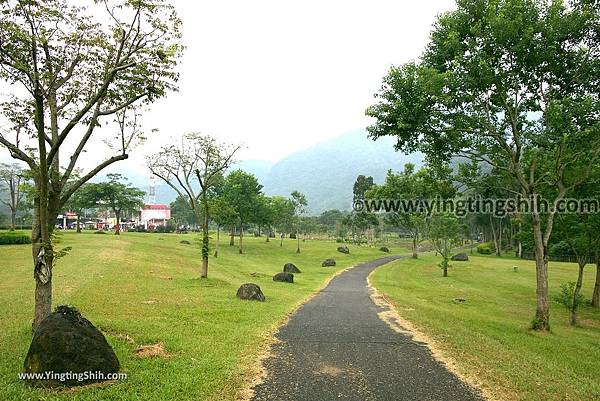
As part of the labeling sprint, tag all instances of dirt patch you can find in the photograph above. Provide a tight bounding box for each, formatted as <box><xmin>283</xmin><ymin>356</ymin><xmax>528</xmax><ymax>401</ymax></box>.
<box><xmin>141</xmin><ymin>299</ymin><xmax>158</xmax><ymax>305</ymax></box>
<box><xmin>134</xmin><ymin>343</ymin><xmax>170</xmax><ymax>358</ymax></box>
<box><xmin>318</xmin><ymin>364</ymin><xmax>344</xmax><ymax>377</ymax></box>
<box><xmin>367</xmin><ymin>274</ymin><xmax>501</xmax><ymax>401</ymax></box>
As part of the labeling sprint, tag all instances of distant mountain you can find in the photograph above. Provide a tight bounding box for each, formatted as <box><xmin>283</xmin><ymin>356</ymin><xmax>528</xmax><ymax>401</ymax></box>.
<box><xmin>257</xmin><ymin>131</ymin><xmax>422</xmax><ymax>214</ymax></box>
<box><xmin>96</xmin><ymin>130</ymin><xmax>422</xmax><ymax>214</ymax></box>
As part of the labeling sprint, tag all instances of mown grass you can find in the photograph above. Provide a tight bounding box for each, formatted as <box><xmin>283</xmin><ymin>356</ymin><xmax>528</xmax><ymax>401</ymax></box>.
<box><xmin>0</xmin><ymin>231</ymin><xmax>392</xmax><ymax>401</ymax></box>
<box><xmin>370</xmin><ymin>252</ymin><xmax>600</xmax><ymax>401</ymax></box>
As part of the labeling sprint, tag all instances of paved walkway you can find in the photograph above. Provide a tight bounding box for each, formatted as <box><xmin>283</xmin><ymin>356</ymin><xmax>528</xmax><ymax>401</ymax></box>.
<box><xmin>251</xmin><ymin>256</ymin><xmax>485</xmax><ymax>401</ymax></box>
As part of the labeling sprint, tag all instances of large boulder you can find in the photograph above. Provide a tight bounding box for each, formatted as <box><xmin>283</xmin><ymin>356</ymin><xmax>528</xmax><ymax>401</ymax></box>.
<box><xmin>23</xmin><ymin>305</ymin><xmax>119</xmax><ymax>387</ymax></box>
<box><xmin>283</xmin><ymin>263</ymin><xmax>301</xmax><ymax>273</ymax></box>
<box><xmin>322</xmin><ymin>258</ymin><xmax>336</xmax><ymax>267</ymax></box>
<box><xmin>236</xmin><ymin>283</ymin><xmax>266</xmax><ymax>301</ymax></box>
<box><xmin>273</xmin><ymin>272</ymin><xmax>294</xmax><ymax>283</ymax></box>
<box><xmin>379</xmin><ymin>246</ymin><xmax>390</xmax><ymax>253</ymax></box>
<box><xmin>337</xmin><ymin>246</ymin><xmax>350</xmax><ymax>254</ymax></box>
<box><xmin>451</xmin><ymin>253</ymin><xmax>469</xmax><ymax>261</ymax></box>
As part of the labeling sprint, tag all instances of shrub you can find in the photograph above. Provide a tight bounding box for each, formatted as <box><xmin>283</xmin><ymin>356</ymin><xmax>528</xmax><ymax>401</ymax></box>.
<box><xmin>554</xmin><ymin>282</ymin><xmax>584</xmax><ymax>311</ymax></box>
<box><xmin>0</xmin><ymin>232</ymin><xmax>32</xmax><ymax>245</ymax></box>
<box><xmin>476</xmin><ymin>243</ymin><xmax>493</xmax><ymax>254</ymax></box>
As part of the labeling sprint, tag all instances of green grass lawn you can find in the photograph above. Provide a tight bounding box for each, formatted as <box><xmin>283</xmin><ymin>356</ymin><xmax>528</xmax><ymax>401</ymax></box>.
<box><xmin>370</xmin><ymin>252</ymin><xmax>600</xmax><ymax>401</ymax></box>
<box><xmin>0</xmin><ymin>231</ymin><xmax>392</xmax><ymax>401</ymax></box>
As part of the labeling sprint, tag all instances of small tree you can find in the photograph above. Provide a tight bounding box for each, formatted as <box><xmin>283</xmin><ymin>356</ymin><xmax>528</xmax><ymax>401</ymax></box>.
<box><xmin>64</xmin><ymin>183</ymin><xmax>95</xmax><ymax>233</ymax></box>
<box><xmin>290</xmin><ymin>191</ymin><xmax>307</xmax><ymax>253</ymax></box>
<box><xmin>87</xmin><ymin>174</ymin><xmax>145</xmax><ymax>235</ymax></box>
<box><xmin>0</xmin><ymin>163</ymin><xmax>26</xmax><ymax>230</ymax></box>
<box><xmin>270</xmin><ymin>196</ymin><xmax>295</xmax><ymax>247</ymax></box>
<box><xmin>428</xmin><ymin>214</ymin><xmax>464</xmax><ymax>277</ymax></box>
<box><xmin>221</xmin><ymin>170</ymin><xmax>262</xmax><ymax>255</ymax></box>
<box><xmin>148</xmin><ymin>133</ymin><xmax>239</xmax><ymax>277</ymax></box>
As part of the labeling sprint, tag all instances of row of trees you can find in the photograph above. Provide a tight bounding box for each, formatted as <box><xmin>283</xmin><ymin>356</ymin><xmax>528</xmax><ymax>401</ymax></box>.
<box><xmin>147</xmin><ymin>133</ymin><xmax>308</xmax><ymax>278</ymax></box>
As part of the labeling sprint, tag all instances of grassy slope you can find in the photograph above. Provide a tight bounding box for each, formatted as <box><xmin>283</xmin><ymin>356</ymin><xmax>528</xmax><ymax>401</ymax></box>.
<box><xmin>0</xmin><ymin>231</ymin><xmax>391</xmax><ymax>401</ymax></box>
<box><xmin>370</xmin><ymin>252</ymin><xmax>600</xmax><ymax>401</ymax></box>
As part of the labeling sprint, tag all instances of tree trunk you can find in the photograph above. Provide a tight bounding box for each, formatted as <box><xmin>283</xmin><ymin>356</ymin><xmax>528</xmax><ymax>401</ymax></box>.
<box><xmin>592</xmin><ymin>258</ymin><xmax>599</xmax><ymax>308</ymax></box>
<box><xmin>10</xmin><ymin>209</ymin><xmax>16</xmax><ymax>230</ymax></box>
<box><xmin>239</xmin><ymin>224</ymin><xmax>243</xmax><ymax>254</ymax></box>
<box><xmin>296</xmin><ymin>229</ymin><xmax>300</xmax><ymax>254</ymax></box>
<box><xmin>531</xmin><ymin>213</ymin><xmax>550</xmax><ymax>331</ymax></box>
<box><xmin>490</xmin><ymin>215</ymin><xmax>500</xmax><ymax>256</ymax></box>
<box><xmin>230</xmin><ymin>227</ymin><xmax>235</xmax><ymax>246</ymax></box>
<box><xmin>201</xmin><ymin>195</ymin><xmax>209</xmax><ymax>278</ymax></box>
<box><xmin>115</xmin><ymin>210</ymin><xmax>121</xmax><ymax>235</ymax></box>
<box><xmin>214</xmin><ymin>225</ymin><xmax>220</xmax><ymax>257</ymax></box>
<box><xmin>497</xmin><ymin>219</ymin><xmax>503</xmax><ymax>256</ymax></box>
<box><xmin>76</xmin><ymin>212</ymin><xmax>82</xmax><ymax>233</ymax></box>
<box><xmin>32</xmin><ymin>198</ymin><xmax>54</xmax><ymax>330</ymax></box>
<box><xmin>280</xmin><ymin>233</ymin><xmax>284</xmax><ymax>247</ymax></box>
<box><xmin>570</xmin><ymin>262</ymin><xmax>585</xmax><ymax>326</ymax></box>
<box><xmin>412</xmin><ymin>234</ymin><xmax>418</xmax><ymax>259</ymax></box>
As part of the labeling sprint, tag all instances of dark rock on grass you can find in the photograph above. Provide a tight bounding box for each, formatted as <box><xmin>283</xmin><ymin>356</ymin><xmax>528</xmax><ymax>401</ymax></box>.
<box><xmin>23</xmin><ymin>305</ymin><xmax>120</xmax><ymax>387</ymax></box>
<box><xmin>451</xmin><ymin>253</ymin><xmax>469</xmax><ymax>261</ymax></box>
<box><xmin>379</xmin><ymin>246</ymin><xmax>390</xmax><ymax>253</ymax></box>
<box><xmin>273</xmin><ymin>272</ymin><xmax>294</xmax><ymax>283</ymax></box>
<box><xmin>322</xmin><ymin>258</ymin><xmax>336</xmax><ymax>267</ymax></box>
<box><xmin>454</xmin><ymin>298</ymin><xmax>467</xmax><ymax>303</ymax></box>
<box><xmin>180</xmin><ymin>240</ymin><xmax>191</xmax><ymax>245</ymax></box>
<box><xmin>283</xmin><ymin>263</ymin><xmax>301</xmax><ymax>273</ymax></box>
<box><xmin>337</xmin><ymin>246</ymin><xmax>350</xmax><ymax>254</ymax></box>
<box><xmin>237</xmin><ymin>283</ymin><xmax>266</xmax><ymax>301</ymax></box>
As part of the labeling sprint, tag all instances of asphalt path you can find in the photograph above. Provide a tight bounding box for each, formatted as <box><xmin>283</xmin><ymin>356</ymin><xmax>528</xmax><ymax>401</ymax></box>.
<box><xmin>251</xmin><ymin>256</ymin><xmax>485</xmax><ymax>401</ymax></box>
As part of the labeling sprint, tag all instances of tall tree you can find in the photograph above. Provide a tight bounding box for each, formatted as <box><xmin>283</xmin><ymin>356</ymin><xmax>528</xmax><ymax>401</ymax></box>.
<box><xmin>87</xmin><ymin>174</ymin><xmax>145</xmax><ymax>235</ymax></box>
<box><xmin>290</xmin><ymin>191</ymin><xmax>307</xmax><ymax>253</ymax></box>
<box><xmin>366</xmin><ymin>0</ymin><xmax>600</xmax><ymax>331</ymax></box>
<box><xmin>148</xmin><ymin>133</ymin><xmax>239</xmax><ymax>277</ymax></box>
<box><xmin>0</xmin><ymin>163</ymin><xmax>26</xmax><ymax>229</ymax></box>
<box><xmin>0</xmin><ymin>0</ymin><xmax>182</xmax><ymax>328</ymax></box>
<box><xmin>222</xmin><ymin>170</ymin><xmax>263</xmax><ymax>254</ymax></box>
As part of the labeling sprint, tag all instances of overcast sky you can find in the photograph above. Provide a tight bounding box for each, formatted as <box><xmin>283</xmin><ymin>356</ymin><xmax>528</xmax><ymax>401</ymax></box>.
<box><xmin>1</xmin><ymin>0</ymin><xmax>456</xmax><ymax>172</ymax></box>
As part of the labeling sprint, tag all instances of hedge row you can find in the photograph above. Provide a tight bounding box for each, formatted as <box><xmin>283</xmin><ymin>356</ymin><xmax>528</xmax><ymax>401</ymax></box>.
<box><xmin>0</xmin><ymin>232</ymin><xmax>32</xmax><ymax>245</ymax></box>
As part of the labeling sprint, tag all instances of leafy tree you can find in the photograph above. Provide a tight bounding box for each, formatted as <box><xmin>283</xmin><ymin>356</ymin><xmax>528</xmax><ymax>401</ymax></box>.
<box><xmin>222</xmin><ymin>170</ymin><xmax>263</xmax><ymax>254</ymax></box>
<box><xmin>366</xmin><ymin>0</ymin><xmax>600</xmax><ymax>331</ymax></box>
<box><xmin>64</xmin><ymin>183</ymin><xmax>96</xmax><ymax>233</ymax></box>
<box><xmin>290</xmin><ymin>191</ymin><xmax>308</xmax><ymax>253</ymax></box>
<box><xmin>0</xmin><ymin>0</ymin><xmax>182</xmax><ymax>328</ymax></box>
<box><xmin>554</xmin><ymin>213</ymin><xmax>600</xmax><ymax>325</ymax></box>
<box><xmin>86</xmin><ymin>174</ymin><xmax>145</xmax><ymax>235</ymax></box>
<box><xmin>270</xmin><ymin>196</ymin><xmax>295</xmax><ymax>247</ymax></box>
<box><xmin>0</xmin><ymin>163</ymin><xmax>26</xmax><ymax>230</ymax></box>
<box><xmin>148</xmin><ymin>133</ymin><xmax>240</xmax><ymax>277</ymax></box>
<box><xmin>170</xmin><ymin>195</ymin><xmax>196</xmax><ymax>227</ymax></box>
<box><xmin>428</xmin><ymin>214</ymin><xmax>464</xmax><ymax>277</ymax></box>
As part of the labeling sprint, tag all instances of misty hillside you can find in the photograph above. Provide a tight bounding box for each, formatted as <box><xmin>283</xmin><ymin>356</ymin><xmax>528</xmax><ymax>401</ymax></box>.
<box><xmin>237</xmin><ymin>131</ymin><xmax>422</xmax><ymax>214</ymax></box>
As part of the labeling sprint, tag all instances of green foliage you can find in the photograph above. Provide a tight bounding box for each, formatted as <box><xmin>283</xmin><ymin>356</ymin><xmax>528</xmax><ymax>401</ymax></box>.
<box><xmin>554</xmin><ymin>282</ymin><xmax>584</xmax><ymax>312</ymax></box>
<box><xmin>0</xmin><ymin>231</ymin><xmax>31</xmax><ymax>245</ymax></box>
<box><xmin>477</xmin><ymin>243</ymin><xmax>493</xmax><ymax>255</ymax></box>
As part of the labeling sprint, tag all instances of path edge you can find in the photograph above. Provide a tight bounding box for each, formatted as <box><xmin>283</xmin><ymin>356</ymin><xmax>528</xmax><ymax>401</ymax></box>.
<box><xmin>367</xmin><ymin>267</ymin><xmax>500</xmax><ymax>401</ymax></box>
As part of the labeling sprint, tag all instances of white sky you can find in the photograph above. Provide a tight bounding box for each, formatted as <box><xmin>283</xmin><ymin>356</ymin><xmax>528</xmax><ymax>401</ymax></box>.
<box><xmin>1</xmin><ymin>0</ymin><xmax>456</xmax><ymax>172</ymax></box>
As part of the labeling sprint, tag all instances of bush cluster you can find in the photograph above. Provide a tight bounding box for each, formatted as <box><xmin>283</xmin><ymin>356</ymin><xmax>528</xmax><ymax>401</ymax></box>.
<box><xmin>476</xmin><ymin>242</ymin><xmax>493</xmax><ymax>255</ymax></box>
